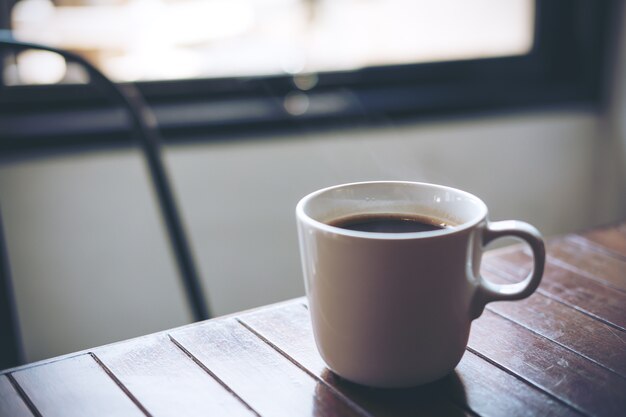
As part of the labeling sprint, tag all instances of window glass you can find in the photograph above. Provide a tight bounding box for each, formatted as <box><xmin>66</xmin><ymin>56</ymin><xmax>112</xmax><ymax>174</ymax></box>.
<box><xmin>8</xmin><ymin>0</ymin><xmax>534</xmax><ymax>84</ymax></box>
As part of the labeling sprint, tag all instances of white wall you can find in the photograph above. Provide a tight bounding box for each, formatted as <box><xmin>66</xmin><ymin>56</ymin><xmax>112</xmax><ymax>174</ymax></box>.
<box><xmin>2</xmin><ymin>107</ymin><xmax>624</xmax><ymax>363</ymax></box>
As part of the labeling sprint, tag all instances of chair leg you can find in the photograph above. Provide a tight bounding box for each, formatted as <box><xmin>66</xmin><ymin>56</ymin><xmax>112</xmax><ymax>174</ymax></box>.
<box><xmin>0</xmin><ymin>36</ymin><xmax>211</xmax><ymax>323</ymax></box>
<box><xmin>0</xmin><ymin>207</ymin><xmax>24</xmax><ymax>369</ymax></box>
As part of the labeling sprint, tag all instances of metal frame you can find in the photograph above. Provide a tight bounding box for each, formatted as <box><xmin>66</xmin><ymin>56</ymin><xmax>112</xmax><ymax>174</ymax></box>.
<box><xmin>0</xmin><ymin>0</ymin><xmax>617</xmax><ymax>154</ymax></box>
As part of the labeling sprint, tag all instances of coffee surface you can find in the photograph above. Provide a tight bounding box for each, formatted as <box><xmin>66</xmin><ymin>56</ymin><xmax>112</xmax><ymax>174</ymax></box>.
<box><xmin>329</xmin><ymin>214</ymin><xmax>449</xmax><ymax>233</ymax></box>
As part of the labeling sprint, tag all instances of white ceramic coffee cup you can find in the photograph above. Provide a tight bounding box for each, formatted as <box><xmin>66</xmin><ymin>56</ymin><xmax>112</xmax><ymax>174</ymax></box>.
<box><xmin>296</xmin><ymin>181</ymin><xmax>545</xmax><ymax>388</ymax></box>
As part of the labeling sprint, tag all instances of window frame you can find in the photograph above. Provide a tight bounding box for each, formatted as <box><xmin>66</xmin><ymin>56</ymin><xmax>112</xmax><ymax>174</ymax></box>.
<box><xmin>0</xmin><ymin>0</ymin><xmax>616</xmax><ymax>154</ymax></box>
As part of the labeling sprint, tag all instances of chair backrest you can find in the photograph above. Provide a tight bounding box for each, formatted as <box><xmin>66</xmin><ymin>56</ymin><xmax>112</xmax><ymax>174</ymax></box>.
<box><xmin>0</xmin><ymin>36</ymin><xmax>210</xmax><ymax>369</ymax></box>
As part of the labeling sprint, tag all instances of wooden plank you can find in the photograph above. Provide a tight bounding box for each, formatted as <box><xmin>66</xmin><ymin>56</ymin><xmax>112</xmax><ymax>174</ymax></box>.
<box><xmin>170</xmin><ymin>317</ymin><xmax>364</xmax><ymax>417</ymax></box>
<box><xmin>489</xmin><ymin>236</ymin><xmax>626</xmax><ymax>292</ymax></box>
<box><xmin>238</xmin><ymin>302</ymin><xmax>467</xmax><ymax>417</ymax></box>
<box><xmin>94</xmin><ymin>334</ymin><xmax>255</xmax><ymax>417</ymax></box>
<box><xmin>484</xmin><ymin>251</ymin><xmax>626</xmax><ymax>330</ymax></box>
<box><xmin>547</xmin><ymin>236</ymin><xmax>626</xmax><ymax>291</ymax></box>
<box><xmin>469</xmin><ymin>309</ymin><xmax>626</xmax><ymax>417</ymax></box>
<box><xmin>456</xmin><ymin>351</ymin><xmax>580</xmax><ymax>417</ymax></box>
<box><xmin>0</xmin><ymin>375</ymin><xmax>32</xmax><ymax>417</ymax></box>
<box><xmin>482</xmin><ymin>268</ymin><xmax>626</xmax><ymax>377</ymax></box>
<box><xmin>582</xmin><ymin>223</ymin><xmax>626</xmax><ymax>257</ymax></box>
<box><xmin>239</xmin><ymin>302</ymin><xmax>580</xmax><ymax>417</ymax></box>
<box><xmin>10</xmin><ymin>354</ymin><xmax>145</xmax><ymax>417</ymax></box>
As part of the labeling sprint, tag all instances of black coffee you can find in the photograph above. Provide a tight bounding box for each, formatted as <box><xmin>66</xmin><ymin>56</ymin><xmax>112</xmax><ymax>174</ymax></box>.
<box><xmin>329</xmin><ymin>214</ymin><xmax>450</xmax><ymax>233</ymax></box>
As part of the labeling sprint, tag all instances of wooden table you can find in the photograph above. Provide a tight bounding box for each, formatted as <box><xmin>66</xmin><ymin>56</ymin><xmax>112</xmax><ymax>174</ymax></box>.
<box><xmin>1</xmin><ymin>223</ymin><xmax>625</xmax><ymax>417</ymax></box>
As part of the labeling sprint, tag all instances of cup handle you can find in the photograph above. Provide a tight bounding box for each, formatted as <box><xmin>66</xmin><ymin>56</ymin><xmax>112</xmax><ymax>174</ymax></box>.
<box><xmin>470</xmin><ymin>220</ymin><xmax>545</xmax><ymax>318</ymax></box>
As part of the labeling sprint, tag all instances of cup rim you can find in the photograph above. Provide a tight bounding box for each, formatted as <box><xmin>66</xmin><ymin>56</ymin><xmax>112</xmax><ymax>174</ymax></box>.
<box><xmin>296</xmin><ymin>181</ymin><xmax>488</xmax><ymax>240</ymax></box>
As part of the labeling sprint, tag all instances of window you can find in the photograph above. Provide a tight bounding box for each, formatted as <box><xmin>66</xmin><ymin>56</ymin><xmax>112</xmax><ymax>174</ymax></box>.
<box><xmin>7</xmin><ymin>0</ymin><xmax>534</xmax><ymax>83</ymax></box>
<box><xmin>0</xmin><ymin>0</ymin><xmax>614</xmax><ymax>153</ymax></box>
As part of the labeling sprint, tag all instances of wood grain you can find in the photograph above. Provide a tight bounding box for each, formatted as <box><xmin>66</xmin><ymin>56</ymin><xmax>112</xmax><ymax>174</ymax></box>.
<box><xmin>581</xmin><ymin>223</ymin><xmax>626</xmax><ymax>257</ymax></box>
<box><xmin>239</xmin><ymin>302</ymin><xmax>580</xmax><ymax>417</ymax></box>
<box><xmin>170</xmin><ymin>318</ymin><xmax>364</xmax><ymax>417</ymax></box>
<box><xmin>481</xmin><ymin>268</ymin><xmax>626</xmax><ymax>377</ymax></box>
<box><xmin>0</xmin><ymin>375</ymin><xmax>32</xmax><ymax>417</ymax></box>
<box><xmin>484</xmin><ymin>250</ymin><xmax>626</xmax><ymax>330</ymax></box>
<box><xmin>469</xmin><ymin>309</ymin><xmax>626</xmax><ymax>417</ymax></box>
<box><xmin>456</xmin><ymin>351</ymin><xmax>581</xmax><ymax>417</ymax></box>
<box><xmin>94</xmin><ymin>333</ymin><xmax>255</xmax><ymax>417</ymax></box>
<box><xmin>10</xmin><ymin>354</ymin><xmax>144</xmax><ymax>417</ymax></box>
<box><xmin>547</xmin><ymin>236</ymin><xmax>626</xmax><ymax>291</ymax></box>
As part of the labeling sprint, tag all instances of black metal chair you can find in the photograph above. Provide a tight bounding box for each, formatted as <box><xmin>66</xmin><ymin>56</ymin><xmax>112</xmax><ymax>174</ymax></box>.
<box><xmin>0</xmin><ymin>35</ymin><xmax>211</xmax><ymax>369</ymax></box>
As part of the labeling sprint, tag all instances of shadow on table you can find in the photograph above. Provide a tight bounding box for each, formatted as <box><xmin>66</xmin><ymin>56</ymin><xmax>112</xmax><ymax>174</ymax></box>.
<box><xmin>314</xmin><ymin>368</ymin><xmax>468</xmax><ymax>416</ymax></box>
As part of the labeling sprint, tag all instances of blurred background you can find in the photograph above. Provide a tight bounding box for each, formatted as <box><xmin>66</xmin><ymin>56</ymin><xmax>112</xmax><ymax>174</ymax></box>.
<box><xmin>0</xmin><ymin>0</ymin><xmax>625</xmax><ymax>363</ymax></box>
